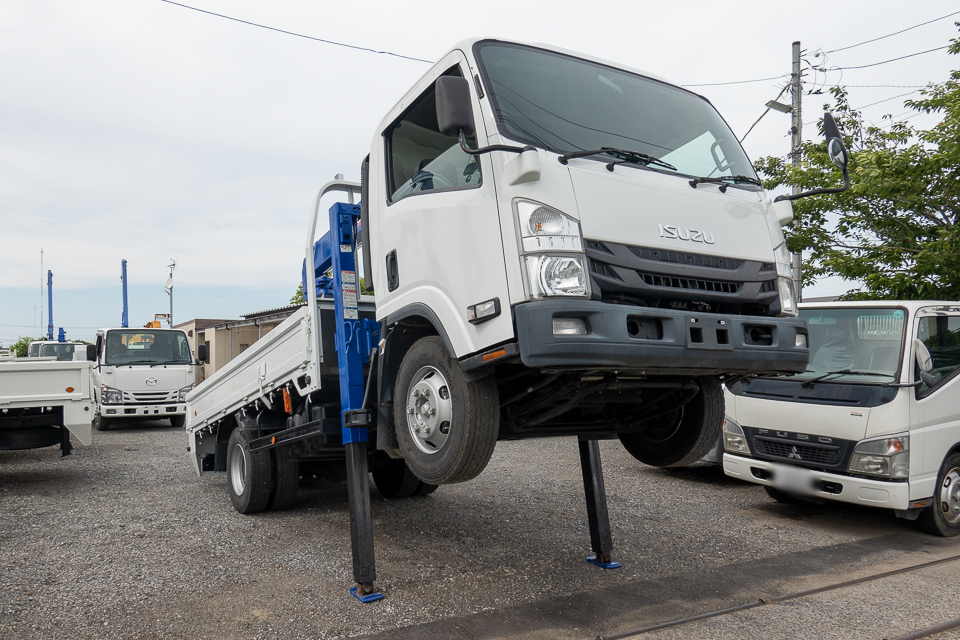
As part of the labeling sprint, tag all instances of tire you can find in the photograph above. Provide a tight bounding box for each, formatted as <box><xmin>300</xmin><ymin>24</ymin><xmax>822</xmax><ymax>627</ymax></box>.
<box><xmin>618</xmin><ymin>377</ymin><xmax>724</xmax><ymax>467</ymax></box>
<box><xmin>169</xmin><ymin>415</ymin><xmax>185</xmax><ymax>429</ymax></box>
<box><xmin>227</xmin><ymin>428</ymin><xmax>274</xmax><ymax>514</ymax></box>
<box><xmin>0</xmin><ymin>427</ymin><xmax>61</xmax><ymax>450</ymax></box>
<box><xmin>764</xmin><ymin>485</ymin><xmax>800</xmax><ymax>504</ymax></box>
<box><xmin>93</xmin><ymin>411</ymin><xmax>111</xmax><ymax>432</ymax></box>
<box><xmin>917</xmin><ymin>452</ymin><xmax>960</xmax><ymax>537</ymax></box>
<box><xmin>393</xmin><ymin>336</ymin><xmax>499</xmax><ymax>485</ymax></box>
<box><xmin>371</xmin><ymin>453</ymin><xmax>439</xmax><ymax>498</ymax></box>
<box><xmin>268</xmin><ymin>444</ymin><xmax>300</xmax><ymax>511</ymax></box>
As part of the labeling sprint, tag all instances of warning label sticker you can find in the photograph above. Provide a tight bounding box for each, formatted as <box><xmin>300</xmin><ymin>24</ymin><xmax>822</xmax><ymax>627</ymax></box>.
<box><xmin>341</xmin><ymin>271</ymin><xmax>358</xmax><ymax>319</ymax></box>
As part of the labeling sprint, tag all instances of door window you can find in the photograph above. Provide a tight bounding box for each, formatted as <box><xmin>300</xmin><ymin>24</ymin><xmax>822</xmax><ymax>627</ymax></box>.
<box><xmin>917</xmin><ymin>315</ymin><xmax>960</xmax><ymax>395</ymax></box>
<box><xmin>386</xmin><ymin>66</ymin><xmax>481</xmax><ymax>203</ymax></box>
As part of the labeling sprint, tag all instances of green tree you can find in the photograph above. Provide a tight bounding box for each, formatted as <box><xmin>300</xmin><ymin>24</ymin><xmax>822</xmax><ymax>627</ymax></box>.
<box><xmin>756</xmin><ymin>29</ymin><xmax>960</xmax><ymax>300</ymax></box>
<box><xmin>290</xmin><ymin>283</ymin><xmax>304</xmax><ymax>305</ymax></box>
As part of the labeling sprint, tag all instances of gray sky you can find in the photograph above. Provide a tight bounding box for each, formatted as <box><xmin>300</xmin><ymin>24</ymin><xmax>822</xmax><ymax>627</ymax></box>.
<box><xmin>1</xmin><ymin>0</ymin><xmax>958</xmax><ymax>343</ymax></box>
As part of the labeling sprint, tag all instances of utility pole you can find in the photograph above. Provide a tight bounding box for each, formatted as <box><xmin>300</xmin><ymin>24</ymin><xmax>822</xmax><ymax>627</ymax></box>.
<box><xmin>165</xmin><ymin>260</ymin><xmax>176</xmax><ymax>328</ymax></box>
<box><xmin>790</xmin><ymin>41</ymin><xmax>803</xmax><ymax>301</ymax></box>
<box><xmin>39</xmin><ymin>249</ymin><xmax>44</xmax><ymax>334</ymax></box>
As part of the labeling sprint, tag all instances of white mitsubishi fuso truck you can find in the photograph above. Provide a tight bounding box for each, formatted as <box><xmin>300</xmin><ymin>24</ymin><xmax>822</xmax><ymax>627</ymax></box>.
<box><xmin>723</xmin><ymin>301</ymin><xmax>960</xmax><ymax>536</ymax></box>
<box><xmin>186</xmin><ymin>39</ymin><xmax>848</xmax><ymax>596</ymax></box>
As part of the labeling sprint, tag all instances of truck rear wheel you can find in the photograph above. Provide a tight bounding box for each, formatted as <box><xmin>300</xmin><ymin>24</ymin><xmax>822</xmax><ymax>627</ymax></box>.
<box><xmin>0</xmin><ymin>427</ymin><xmax>61</xmax><ymax>450</ymax></box>
<box><xmin>227</xmin><ymin>428</ymin><xmax>274</xmax><ymax>514</ymax></box>
<box><xmin>918</xmin><ymin>453</ymin><xmax>960</xmax><ymax>537</ymax></box>
<box><xmin>268</xmin><ymin>444</ymin><xmax>300</xmax><ymax>511</ymax></box>
<box><xmin>371</xmin><ymin>453</ymin><xmax>438</xmax><ymax>498</ymax></box>
<box><xmin>618</xmin><ymin>377</ymin><xmax>724</xmax><ymax>467</ymax></box>
<box><xmin>393</xmin><ymin>336</ymin><xmax>499</xmax><ymax>485</ymax></box>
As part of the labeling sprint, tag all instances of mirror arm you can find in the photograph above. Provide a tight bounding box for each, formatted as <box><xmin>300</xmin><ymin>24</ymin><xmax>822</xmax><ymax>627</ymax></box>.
<box><xmin>459</xmin><ymin>130</ymin><xmax>533</xmax><ymax>156</ymax></box>
<box><xmin>775</xmin><ymin>169</ymin><xmax>850</xmax><ymax>202</ymax></box>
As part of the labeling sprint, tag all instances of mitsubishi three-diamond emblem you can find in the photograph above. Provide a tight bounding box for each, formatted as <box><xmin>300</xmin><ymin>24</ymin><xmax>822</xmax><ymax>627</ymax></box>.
<box><xmin>788</xmin><ymin>446</ymin><xmax>802</xmax><ymax>460</ymax></box>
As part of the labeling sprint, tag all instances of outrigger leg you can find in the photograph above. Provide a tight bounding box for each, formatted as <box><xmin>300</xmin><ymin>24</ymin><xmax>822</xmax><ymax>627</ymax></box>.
<box><xmin>345</xmin><ymin>436</ymin><xmax>382</xmax><ymax>602</ymax></box>
<box><xmin>578</xmin><ymin>438</ymin><xmax>621</xmax><ymax>569</ymax></box>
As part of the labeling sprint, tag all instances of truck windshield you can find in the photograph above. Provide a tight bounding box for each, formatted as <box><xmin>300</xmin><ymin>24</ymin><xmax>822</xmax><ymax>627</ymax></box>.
<box><xmin>105</xmin><ymin>330</ymin><xmax>192</xmax><ymax>366</ymax></box>
<box><xmin>794</xmin><ymin>308</ymin><xmax>906</xmax><ymax>383</ymax></box>
<box><xmin>40</xmin><ymin>343</ymin><xmax>81</xmax><ymax>361</ymax></box>
<box><xmin>473</xmin><ymin>41</ymin><xmax>759</xmax><ymax>184</ymax></box>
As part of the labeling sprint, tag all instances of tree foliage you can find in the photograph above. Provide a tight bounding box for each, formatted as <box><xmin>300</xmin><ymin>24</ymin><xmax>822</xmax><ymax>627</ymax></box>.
<box><xmin>11</xmin><ymin>336</ymin><xmax>40</xmax><ymax>358</ymax></box>
<box><xmin>756</xmin><ymin>29</ymin><xmax>960</xmax><ymax>300</ymax></box>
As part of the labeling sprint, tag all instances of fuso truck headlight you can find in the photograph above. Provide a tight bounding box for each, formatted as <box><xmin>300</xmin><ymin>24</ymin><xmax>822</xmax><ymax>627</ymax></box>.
<box><xmin>515</xmin><ymin>199</ymin><xmax>589</xmax><ymax>299</ymax></box>
<box><xmin>101</xmin><ymin>386</ymin><xmax>122</xmax><ymax>404</ymax></box>
<box><xmin>178</xmin><ymin>384</ymin><xmax>195</xmax><ymax>402</ymax></box>
<box><xmin>848</xmin><ymin>435</ymin><xmax>909</xmax><ymax>478</ymax></box>
<box><xmin>722</xmin><ymin>417</ymin><xmax>751</xmax><ymax>455</ymax></box>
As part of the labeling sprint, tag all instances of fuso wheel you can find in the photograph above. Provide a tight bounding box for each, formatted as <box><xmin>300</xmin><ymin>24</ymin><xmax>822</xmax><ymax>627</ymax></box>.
<box><xmin>169</xmin><ymin>415</ymin><xmax>186</xmax><ymax>429</ymax></box>
<box><xmin>227</xmin><ymin>428</ymin><xmax>274</xmax><ymax>514</ymax></box>
<box><xmin>618</xmin><ymin>377</ymin><xmax>725</xmax><ymax>467</ymax></box>
<box><xmin>393</xmin><ymin>337</ymin><xmax>499</xmax><ymax>485</ymax></box>
<box><xmin>918</xmin><ymin>452</ymin><xmax>960</xmax><ymax>537</ymax></box>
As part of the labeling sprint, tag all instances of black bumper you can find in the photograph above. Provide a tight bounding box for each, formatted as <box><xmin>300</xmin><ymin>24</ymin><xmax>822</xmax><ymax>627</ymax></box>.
<box><xmin>514</xmin><ymin>300</ymin><xmax>808</xmax><ymax>376</ymax></box>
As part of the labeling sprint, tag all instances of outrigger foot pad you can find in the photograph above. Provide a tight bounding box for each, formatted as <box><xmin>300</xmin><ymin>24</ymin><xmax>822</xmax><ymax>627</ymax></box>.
<box><xmin>350</xmin><ymin>586</ymin><xmax>385</xmax><ymax>603</ymax></box>
<box><xmin>586</xmin><ymin>555</ymin><xmax>622</xmax><ymax>570</ymax></box>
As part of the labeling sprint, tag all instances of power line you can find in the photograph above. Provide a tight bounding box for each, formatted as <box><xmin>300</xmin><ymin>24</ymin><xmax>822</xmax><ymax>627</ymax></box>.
<box><xmin>855</xmin><ymin>90</ymin><xmax>923</xmax><ymax>110</ymax></box>
<box><xmin>738</xmin><ymin>85</ymin><xmax>789</xmax><ymax>143</ymax></box>
<box><xmin>824</xmin><ymin>10</ymin><xmax>960</xmax><ymax>54</ymax></box>
<box><xmin>681</xmin><ymin>74</ymin><xmax>788</xmax><ymax>88</ymax></box>
<box><xmin>830</xmin><ymin>45</ymin><xmax>950</xmax><ymax>71</ymax></box>
<box><xmin>156</xmin><ymin>0</ymin><xmax>433</xmax><ymax>64</ymax></box>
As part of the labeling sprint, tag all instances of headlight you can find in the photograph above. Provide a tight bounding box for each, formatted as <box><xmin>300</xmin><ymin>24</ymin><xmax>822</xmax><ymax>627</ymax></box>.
<box><xmin>178</xmin><ymin>384</ymin><xmax>195</xmax><ymax>402</ymax></box>
<box><xmin>848</xmin><ymin>435</ymin><xmax>909</xmax><ymax>478</ymax></box>
<box><xmin>515</xmin><ymin>199</ymin><xmax>589</xmax><ymax>300</ymax></box>
<box><xmin>722</xmin><ymin>417</ymin><xmax>750</xmax><ymax>455</ymax></box>
<box><xmin>773</xmin><ymin>242</ymin><xmax>793</xmax><ymax>278</ymax></box>
<box><xmin>778</xmin><ymin>277</ymin><xmax>798</xmax><ymax>317</ymax></box>
<box><xmin>101</xmin><ymin>386</ymin><xmax>122</xmax><ymax>404</ymax></box>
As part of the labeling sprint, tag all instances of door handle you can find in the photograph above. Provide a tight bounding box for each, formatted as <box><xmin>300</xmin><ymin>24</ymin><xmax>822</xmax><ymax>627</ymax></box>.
<box><xmin>386</xmin><ymin>250</ymin><xmax>399</xmax><ymax>292</ymax></box>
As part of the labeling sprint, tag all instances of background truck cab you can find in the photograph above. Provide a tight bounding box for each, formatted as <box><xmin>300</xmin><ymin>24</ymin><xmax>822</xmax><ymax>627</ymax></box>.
<box><xmin>722</xmin><ymin>301</ymin><xmax>960</xmax><ymax>536</ymax></box>
<box><xmin>92</xmin><ymin>328</ymin><xmax>198</xmax><ymax>430</ymax></box>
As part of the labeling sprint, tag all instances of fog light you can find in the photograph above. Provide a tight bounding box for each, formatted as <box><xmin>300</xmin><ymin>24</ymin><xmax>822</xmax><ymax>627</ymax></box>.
<box><xmin>553</xmin><ymin>318</ymin><xmax>587</xmax><ymax>335</ymax></box>
<box><xmin>795</xmin><ymin>333</ymin><xmax>808</xmax><ymax>348</ymax></box>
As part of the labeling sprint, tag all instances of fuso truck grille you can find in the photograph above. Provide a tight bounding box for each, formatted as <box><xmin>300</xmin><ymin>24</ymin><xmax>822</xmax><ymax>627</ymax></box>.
<box><xmin>585</xmin><ymin>240</ymin><xmax>780</xmax><ymax>316</ymax></box>
<box><xmin>753</xmin><ymin>438</ymin><xmax>840</xmax><ymax>466</ymax></box>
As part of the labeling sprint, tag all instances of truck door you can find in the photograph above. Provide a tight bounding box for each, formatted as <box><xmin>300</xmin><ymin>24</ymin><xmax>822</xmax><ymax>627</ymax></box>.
<box><xmin>910</xmin><ymin>309</ymin><xmax>960</xmax><ymax>499</ymax></box>
<box><xmin>372</xmin><ymin>51</ymin><xmax>513</xmax><ymax>358</ymax></box>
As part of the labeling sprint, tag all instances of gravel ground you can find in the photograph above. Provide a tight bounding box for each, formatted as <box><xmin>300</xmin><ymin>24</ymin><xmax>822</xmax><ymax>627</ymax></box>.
<box><xmin>2</xmin><ymin>419</ymin><xmax>959</xmax><ymax>639</ymax></box>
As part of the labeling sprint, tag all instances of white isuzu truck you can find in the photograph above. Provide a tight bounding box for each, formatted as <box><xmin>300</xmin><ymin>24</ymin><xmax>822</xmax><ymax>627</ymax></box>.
<box><xmin>722</xmin><ymin>301</ymin><xmax>960</xmax><ymax>536</ymax></box>
<box><xmin>186</xmin><ymin>38</ymin><xmax>850</xmax><ymax>598</ymax></box>
<box><xmin>91</xmin><ymin>327</ymin><xmax>200</xmax><ymax>430</ymax></box>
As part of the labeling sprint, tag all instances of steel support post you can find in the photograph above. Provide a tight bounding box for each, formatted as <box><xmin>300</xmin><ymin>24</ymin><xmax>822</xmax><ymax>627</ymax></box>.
<box><xmin>578</xmin><ymin>438</ymin><xmax>621</xmax><ymax>569</ymax></box>
<box><xmin>345</xmin><ymin>440</ymin><xmax>377</xmax><ymax>593</ymax></box>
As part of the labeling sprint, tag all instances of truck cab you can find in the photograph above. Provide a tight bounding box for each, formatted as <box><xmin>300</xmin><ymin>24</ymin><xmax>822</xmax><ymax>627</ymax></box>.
<box><xmin>358</xmin><ymin>38</ymin><xmax>813</xmax><ymax>483</ymax></box>
<box><xmin>722</xmin><ymin>301</ymin><xmax>960</xmax><ymax>536</ymax></box>
<box><xmin>27</xmin><ymin>340</ymin><xmax>87</xmax><ymax>360</ymax></box>
<box><xmin>92</xmin><ymin>328</ymin><xmax>196</xmax><ymax>430</ymax></box>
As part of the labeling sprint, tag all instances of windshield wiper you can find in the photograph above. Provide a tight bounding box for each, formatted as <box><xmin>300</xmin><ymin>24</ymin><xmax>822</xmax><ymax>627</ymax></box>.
<box><xmin>689</xmin><ymin>175</ymin><xmax>762</xmax><ymax>192</ymax></box>
<box><xmin>800</xmin><ymin>370</ymin><xmax>893</xmax><ymax>388</ymax></box>
<box><xmin>558</xmin><ymin>147</ymin><xmax>677</xmax><ymax>172</ymax></box>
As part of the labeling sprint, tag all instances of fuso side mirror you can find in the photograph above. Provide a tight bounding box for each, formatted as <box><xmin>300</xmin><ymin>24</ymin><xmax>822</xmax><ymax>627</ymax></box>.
<box><xmin>197</xmin><ymin>344</ymin><xmax>209</xmax><ymax>364</ymax></box>
<box><xmin>435</xmin><ymin>76</ymin><xmax>476</xmax><ymax>138</ymax></box>
<box><xmin>822</xmin><ymin>112</ymin><xmax>848</xmax><ymax>171</ymax></box>
<box><xmin>914</xmin><ymin>338</ymin><xmax>936</xmax><ymax>387</ymax></box>
<box><xmin>86</xmin><ymin>344</ymin><xmax>97</xmax><ymax>362</ymax></box>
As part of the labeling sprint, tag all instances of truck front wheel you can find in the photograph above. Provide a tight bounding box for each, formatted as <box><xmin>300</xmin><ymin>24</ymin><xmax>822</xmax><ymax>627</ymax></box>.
<box><xmin>170</xmin><ymin>415</ymin><xmax>185</xmax><ymax>429</ymax></box>
<box><xmin>393</xmin><ymin>337</ymin><xmax>499</xmax><ymax>485</ymax></box>
<box><xmin>227</xmin><ymin>428</ymin><xmax>274</xmax><ymax>514</ymax></box>
<box><xmin>93</xmin><ymin>410</ymin><xmax>111</xmax><ymax>432</ymax></box>
<box><xmin>617</xmin><ymin>376</ymin><xmax>724</xmax><ymax>467</ymax></box>
<box><xmin>918</xmin><ymin>452</ymin><xmax>960</xmax><ymax>537</ymax></box>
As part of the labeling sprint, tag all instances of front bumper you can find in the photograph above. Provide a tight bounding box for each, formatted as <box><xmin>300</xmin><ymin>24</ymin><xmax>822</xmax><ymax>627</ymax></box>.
<box><xmin>723</xmin><ymin>453</ymin><xmax>910</xmax><ymax>510</ymax></box>
<box><xmin>514</xmin><ymin>300</ymin><xmax>808</xmax><ymax>375</ymax></box>
<box><xmin>101</xmin><ymin>403</ymin><xmax>185</xmax><ymax>418</ymax></box>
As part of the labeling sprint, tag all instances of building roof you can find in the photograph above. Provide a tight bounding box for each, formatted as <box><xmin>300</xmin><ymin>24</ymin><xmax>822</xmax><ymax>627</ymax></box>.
<box><xmin>241</xmin><ymin>304</ymin><xmax>303</xmax><ymax>320</ymax></box>
<box><xmin>174</xmin><ymin>318</ymin><xmax>233</xmax><ymax>330</ymax></box>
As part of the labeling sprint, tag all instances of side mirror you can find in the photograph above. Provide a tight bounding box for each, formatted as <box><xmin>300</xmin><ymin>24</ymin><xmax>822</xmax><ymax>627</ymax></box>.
<box><xmin>823</xmin><ymin>113</ymin><xmax>848</xmax><ymax>171</ymax></box>
<box><xmin>197</xmin><ymin>344</ymin><xmax>209</xmax><ymax>364</ymax></box>
<box><xmin>771</xmin><ymin>199</ymin><xmax>794</xmax><ymax>226</ymax></box>
<box><xmin>435</xmin><ymin>76</ymin><xmax>476</xmax><ymax>138</ymax></box>
<box><xmin>86</xmin><ymin>344</ymin><xmax>97</xmax><ymax>362</ymax></box>
<box><xmin>914</xmin><ymin>338</ymin><xmax>936</xmax><ymax>387</ymax></box>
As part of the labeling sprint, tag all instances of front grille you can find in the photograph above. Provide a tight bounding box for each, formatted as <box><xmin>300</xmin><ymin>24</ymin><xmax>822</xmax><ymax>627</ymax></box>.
<box><xmin>585</xmin><ymin>239</ymin><xmax>781</xmax><ymax>316</ymax></box>
<box><xmin>638</xmin><ymin>272</ymin><xmax>741</xmax><ymax>294</ymax></box>
<box><xmin>124</xmin><ymin>391</ymin><xmax>177</xmax><ymax>403</ymax></box>
<box><xmin>754</xmin><ymin>437</ymin><xmax>841</xmax><ymax>466</ymax></box>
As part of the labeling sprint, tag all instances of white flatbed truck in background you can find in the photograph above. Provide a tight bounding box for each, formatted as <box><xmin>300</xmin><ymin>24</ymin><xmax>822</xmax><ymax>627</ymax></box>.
<box><xmin>723</xmin><ymin>301</ymin><xmax>960</xmax><ymax>536</ymax></box>
<box><xmin>0</xmin><ymin>350</ymin><xmax>96</xmax><ymax>456</ymax></box>
<box><xmin>187</xmin><ymin>38</ymin><xmax>853</xmax><ymax>600</ymax></box>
